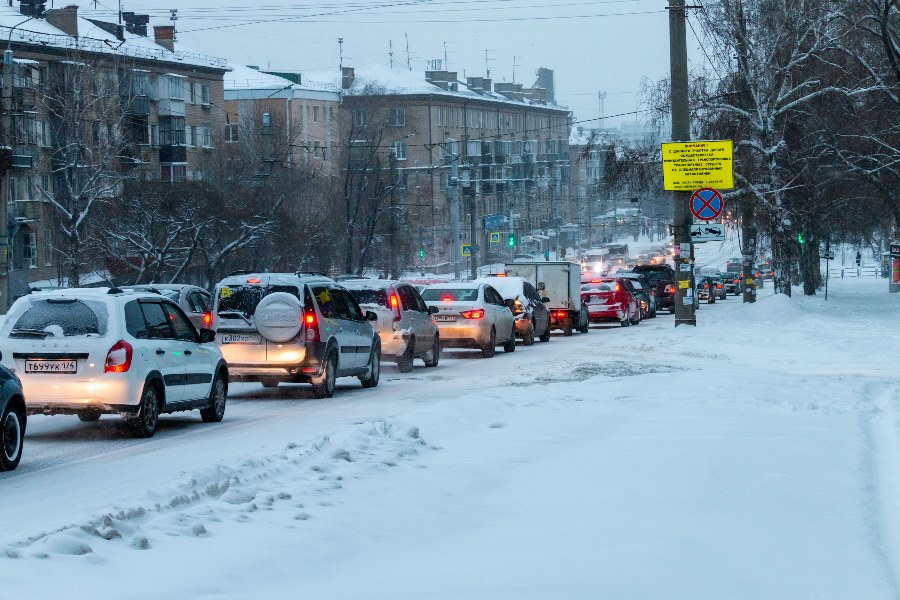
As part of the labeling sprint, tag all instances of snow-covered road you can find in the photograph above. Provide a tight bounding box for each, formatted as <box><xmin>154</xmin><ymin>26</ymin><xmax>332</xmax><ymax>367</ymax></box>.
<box><xmin>2</xmin><ymin>278</ymin><xmax>900</xmax><ymax>599</ymax></box>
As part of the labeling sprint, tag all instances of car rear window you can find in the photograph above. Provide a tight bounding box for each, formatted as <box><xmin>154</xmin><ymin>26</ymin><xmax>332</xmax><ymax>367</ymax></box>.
<box><xmin>581</xmin><ymin>282</ymin><xmax>615</xmax><ymax>292</ymax></box>
<box><xmin>421</xmin><ymin>288</ymin><xmax>478</xmax><ymax>302</ymax></box>
<box><xmin>217</xmin><ymin>284</ymin><xmax>301</xmax><ymax>320</ymax></box>
<box><xmin>347</xmin><ymin>288</ymin><xmax>389</xmax><ymax>307</ymax></box>
<box><xmin>4</xmin><ymin>298</ymin><xmax>109</xmax><ymax>338</ymax></box>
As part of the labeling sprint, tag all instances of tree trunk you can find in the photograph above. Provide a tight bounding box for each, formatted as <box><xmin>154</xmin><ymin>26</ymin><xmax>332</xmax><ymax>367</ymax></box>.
<box><xmin>772</xmin><ymin>233</ymin><xmax>792</xmax><ymax>297</ymax></box>
<box><xmin>801</xmin><ymin>240</ymin><xmax>819</xmax><ymax>295</ymax></box>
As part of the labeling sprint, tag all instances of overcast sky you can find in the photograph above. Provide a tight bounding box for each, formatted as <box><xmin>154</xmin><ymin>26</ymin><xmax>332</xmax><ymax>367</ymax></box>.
<box><xmin>69</xmin><ymin>0</ymin><xmax>706</xmax><ymax>128</ymax></box>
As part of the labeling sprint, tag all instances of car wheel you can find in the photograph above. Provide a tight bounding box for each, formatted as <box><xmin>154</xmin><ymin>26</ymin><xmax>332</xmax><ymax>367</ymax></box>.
<box><xmin>650</xmin><ymin>307</ymin><xmax>657</xmax><ymax>318</ymax></box>
<box><xmin>503</xmin><ymin>331</ymin><xmax>516</xmax><ymax>353</ymax></box>
<box><xmin>360</xmin><ymin>341</ymin><xmax>381</xmax><ymax>388</ymax></box>
<box><xmin>77</xmin><ymin>412</ymin><xmax>101</xmax><ymax>422</ymax></box>
<box><xmin>423</xmin><ymin>336</ymin><xmax>440</xmax><ymax>368</ymax></box>
<box><xmin>312</xmin><ymin>352</ymin><xmax>337</xmax><ymax>399</ymax></box>
<box><xmin>396</xmin><ymin>338</ymin><xmax>415</xmax><ymax>373</ymax></box>
<box><xmin>127</xmin><ymin>383</ymin><xmax>160</xmax><ymax>438</ymax></box>
<box><xmin>0</xmin><ymin>402</ymin><xmax>25</xmax><ymax>471</ymax></box>
<box><xmin>538</xmin><ymin>324</ymin><xmax>551</xmax><ymax>342</ymax></box>
<box><xmin>523</xmin><ymin>321</ymin><xmax>535</xmax><ymax>346</ymax></box>
<box><xmin>630</xmin><ymin>309</ymin><xmax>641</xmax><ymax>325</ymax></box>
<box><xmin>481</xmin><ymin>327</ymin><xmax>497</xmax><ymax>358</ymax></box>
<box><xmin>563</xmin><ymin>322</ymin><xmax>574</xmax><ymax>336</ymax></box>
<box><xmin>200</xmin><ymin>372</ymin><xmax>227</xmax><ymax>423</ymax></box>
<box><xmin>621</xmin><ymin>313</ymin><xmax>631</xmax><ymax>327</ymax></box>
<box><xmin>261</xmin><ymin>380</ymin><xmax>279</xmax><ymax>389</ymax></box>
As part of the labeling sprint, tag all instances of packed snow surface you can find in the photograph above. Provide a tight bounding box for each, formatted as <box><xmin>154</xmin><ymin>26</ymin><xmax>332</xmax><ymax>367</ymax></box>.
<box><xmin>2</xmin><ymin>276</ymin><xmax>899</xmax><ymax>599</ymax></box>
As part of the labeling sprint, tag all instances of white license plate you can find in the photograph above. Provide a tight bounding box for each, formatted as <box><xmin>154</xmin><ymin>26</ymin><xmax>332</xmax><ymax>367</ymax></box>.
<box><xmin>434</xmin><ymin>315</ymin><xmax>457</xmax><ymax>322</ymax></box>
<box><xmin>221</xmin><ymin>333</ymin><xmax>262</xmax><ymax>344</ymax></box>
<box><xmin>25</xmin><ymin>360</ymin><xmax>77</xmax><ymax>374</ymax></box>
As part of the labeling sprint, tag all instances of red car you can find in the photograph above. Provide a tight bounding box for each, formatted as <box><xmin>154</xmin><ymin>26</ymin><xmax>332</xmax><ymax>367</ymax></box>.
<box><xmin>581</xmin><ymin>278</ymin><xmax>640</xmax><ymax>327</ymax></box>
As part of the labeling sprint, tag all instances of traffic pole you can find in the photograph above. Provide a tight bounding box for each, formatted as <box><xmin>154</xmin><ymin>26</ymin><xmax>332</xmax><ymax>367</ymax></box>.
<box><xmin>669</xmin><ymin>0</ymin><xmax>696</xmax><ymax>326</ymax></box>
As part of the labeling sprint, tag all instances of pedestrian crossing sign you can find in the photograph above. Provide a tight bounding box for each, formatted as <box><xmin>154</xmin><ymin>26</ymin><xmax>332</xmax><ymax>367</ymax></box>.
<box><xmin>489</xmin><ymin>232</ymin><xmax>500</xmax><ymax>243</ymax></box>
<box><xmin>461</xmin><ymin>244</ymin><xmax>472</xmax><ymax>257</ymax></box>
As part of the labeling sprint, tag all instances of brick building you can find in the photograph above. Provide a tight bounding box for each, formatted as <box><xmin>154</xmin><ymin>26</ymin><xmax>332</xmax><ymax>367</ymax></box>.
<box><xmin>0</xmin><ymin>2</ymin><xmax>228</xmax><ymax>308</ymax></box>
<box><xmin>300</xmin><ymin>64</ymin><xmax>572</xmax><ymax>273</ymax></box>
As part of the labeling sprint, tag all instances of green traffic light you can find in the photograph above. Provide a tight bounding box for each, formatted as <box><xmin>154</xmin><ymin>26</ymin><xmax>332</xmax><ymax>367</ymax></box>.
<box><xmin>796</xmin><ymin>232</ymin><xmax>805</xmax><ymax>244</ymax></box>
<box><xmin>418</xmin><ymin>248</ymin><xmax>425</xmax><ymax>259</ymax></box>
<box><xmin>508</xmin><ymin>234</ymin><xmax>516</xmax><ymax>247</ymax></box>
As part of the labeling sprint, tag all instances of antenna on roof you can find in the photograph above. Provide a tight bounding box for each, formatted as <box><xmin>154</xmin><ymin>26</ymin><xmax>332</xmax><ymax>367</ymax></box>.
<box><xmin>443</xmin><ymin>41</ymin><xmax>450</xmax><ymax>69</ymax></box>
<box><xmin>170</xmin><ymin>8</ymin><xmax>177</xmax><ymax>41</ymax></box>
<box><xmin>512</xmin><ymin>55</ymin><xmax>521</xmax><ymax>83</ymax></box>
<box><xmin>389</xmin><ymin>40</ymin><xmax>393</xmax><ymax>69</ymax></box>
<box><xmin>484</xmin><ymin>49</ymin><xmax>494</xmax><ymax>79</ymax></box>
<box><xmin>405</xmin><ymin>32</ymin><xmax>411</xmax><ymax>71</ymax></box>
<box><xmin>338</xmin><ymin>37</ymin><xmax>344</xmax><ymax>71</ymax></box>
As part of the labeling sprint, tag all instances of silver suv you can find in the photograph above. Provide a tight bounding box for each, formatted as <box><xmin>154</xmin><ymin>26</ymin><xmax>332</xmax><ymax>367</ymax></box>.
<box><xmin>343</xmin><ymin>279</ymin><xmax>440</xmax><ymax>372</ymax></box>
<box><xmin>212</xmin><ymin>273</ymin><xmax>381</xmax><ymax>398</ymax></box>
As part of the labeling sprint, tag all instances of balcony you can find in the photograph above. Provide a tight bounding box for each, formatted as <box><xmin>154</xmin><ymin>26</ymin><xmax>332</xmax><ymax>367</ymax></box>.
<box><xmin>159</xmin><ymin>145</ymin><xmax>187</xmax><ymax>163</ymax></box>
<box><xmin>11</xmin><ymin>87</ymin><xmax>36</xmax><ymax>111</ymax></box>
<box><xmin>125</xmin><ymin>96</ymin><xmax>151</xmax><ymax>116</ymax></box>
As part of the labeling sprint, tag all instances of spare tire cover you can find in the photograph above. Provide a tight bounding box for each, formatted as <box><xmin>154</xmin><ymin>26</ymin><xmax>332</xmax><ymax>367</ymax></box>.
<box><xmin>254</xmin><ymin>292</ymin><xmax>303</xmax><ymax>343</ymax></box>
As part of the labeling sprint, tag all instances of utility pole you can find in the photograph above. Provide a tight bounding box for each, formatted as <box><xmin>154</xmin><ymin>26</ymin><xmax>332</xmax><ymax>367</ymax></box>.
<box><xmin>669</xmin><ymin>0</ymin><xmax>696</xmax><ymax>326</ymax></box>
<box><xmin>389</xmin><ymin>149</ymin><xmax>398</xmax><ymax>279</ymax></box>
<box><xmin>469</xmin><ymin>196</ymin><xmax>477</xmax><ymax>278</ymax></box>
<box><xmin>450</xmin><ymin>154</ymin><xmax>461</xmax><ymax>279</ymax></box>
<box><xmin>736</xmin><ymin>0</ymin><xmax>756</xmax><ymax>303</ymax></box>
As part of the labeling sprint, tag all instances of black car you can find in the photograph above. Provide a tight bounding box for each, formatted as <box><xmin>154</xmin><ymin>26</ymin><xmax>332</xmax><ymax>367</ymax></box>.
<box><xmin>618</xmin><ymin>272</ymin><xmax>657</xmax><ymax>318</ymax></box>
<box><xmin>696</xmin><ymin>276</ymin><xmax>718</xmax><ymax>303</ymax></box>
<box><xmin>631</xmin><ymin>264</ymin><xmax>677</xmax><ymax>313</ymax></box>
<box><xmin>1</xmin><ymin>358</ymin><xmax>26</xmax><ymax>471</ymax></box>
<box><xmin>721</xmin><ymin>273</ymin><xmax>741</xmax><ymax>296</ymax></box>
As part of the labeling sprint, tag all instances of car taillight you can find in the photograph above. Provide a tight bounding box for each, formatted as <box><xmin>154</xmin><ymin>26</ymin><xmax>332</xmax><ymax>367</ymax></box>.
<box><xmin>716</xmin><ymin>284</ymin><xmax>723</xmax><ymax>289</ymax></box>
<box><xmin>388</xmin><ymin>290</ymin><xmax>401</xmax><ymax>322</ymax></box>
<box><xmin>304</xmin><ymin>311</ymin><xmax>319</xmax><ymax>342</ymax></box>
<box><xmin>556</xmin><ymin>311</ymin><xmax>567</xmax><ymax>318</ymax></box>
<box><xmin>105</xmin><ymin>340</ymin><xmax>133</xmax><ymax>373</ymax></box>
<box><xmin>461</xmin><ymin>309</ymin><xmax>484</xmax><ymax>319</ymax></box>
<box><xmin>202</xmin><ymin>312</ymin><xmax>212</xmax><ymax>327</ymax></box>
<box><xmin>664</xmin><ymin>284</ymin><xmax>675</xmax><ymax>294</ymax></box>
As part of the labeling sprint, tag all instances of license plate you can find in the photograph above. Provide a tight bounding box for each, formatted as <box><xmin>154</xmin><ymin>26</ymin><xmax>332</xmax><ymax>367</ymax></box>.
<box><xmin>434</xmin><ymin>315</ymin><xmax>457</xmax><ymax>322</ymax></box>
<box><xmin>25</xmin><ymin>359</ymin><xmax>77</xmax><ymax>374</ymax></box>
<box><xmin>221</xmin><ymin>333</ymin><xmax>262</xmax><ymax>344</ymax></box>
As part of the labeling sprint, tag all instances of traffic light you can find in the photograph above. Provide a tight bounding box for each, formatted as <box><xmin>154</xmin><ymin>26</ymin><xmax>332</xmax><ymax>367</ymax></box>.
<box><xmin>418</xmin><ymin>248</ymin><xmax>425</xmax><ymax>259</ymax></box>
<box><xmin>508</xmin><ymin>233</ymin><xmax>516</xmax><ymax>247</ymax></box>
<box><xmin>796</xmin><ymin>232</ymin><xmax>805</xmax><ymax>245</ymax></box>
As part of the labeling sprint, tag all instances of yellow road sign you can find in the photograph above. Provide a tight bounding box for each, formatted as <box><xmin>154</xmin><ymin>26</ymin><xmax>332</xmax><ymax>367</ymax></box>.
<box><xmin>461</xmin><ymin>244</ymin><xmax>472</xmax><ymax>257</ymax></box>
<box><xmin>661</xmin><ymin>140</ymin><xmax>734</xmax><ymax>191</ymax></box>
<box><xmin>678</xmin><ymin>280</ymin><xmax>690</xmax><ymax>289</ymax></box>
<box><xmin>489</xmin><ymin>232</ymin><xmax>501</xmax><ymax>243</ymax></box>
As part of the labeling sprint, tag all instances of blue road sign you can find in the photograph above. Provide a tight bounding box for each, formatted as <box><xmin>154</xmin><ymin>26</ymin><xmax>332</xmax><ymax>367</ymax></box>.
<box><xmin>690</xmin><ymin>188</ymin><xmax>724</xmax><ymax>221</ymax></box>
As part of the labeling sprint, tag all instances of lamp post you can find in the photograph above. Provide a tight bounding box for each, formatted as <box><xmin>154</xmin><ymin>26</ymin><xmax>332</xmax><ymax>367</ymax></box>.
<box><xmin>388</xmin><ymin>132</ymin><xmax>415</xmax><ymax>279</ymax></box>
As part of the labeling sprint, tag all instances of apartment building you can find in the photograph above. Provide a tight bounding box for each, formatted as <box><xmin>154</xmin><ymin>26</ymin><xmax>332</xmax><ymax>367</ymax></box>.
<box><xmin>223</xmin><ymin>64</ymin><xmax>341</xmax><ymax>175</ymax></box>
<box><xmin>0</xmin><ymin>2</ymin><xmax>228</xmax><ymax>308</ymax></box>
<box><xmin>300</xmin><ymin>63</ymin><xmax>572</xmax><ymax>272</ymax></box>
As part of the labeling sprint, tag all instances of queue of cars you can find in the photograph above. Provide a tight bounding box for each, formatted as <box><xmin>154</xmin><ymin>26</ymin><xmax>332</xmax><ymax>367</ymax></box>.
<box><xmin>0</xmin><ymin>258</ymin><xmax>689</xmax><ymax>470</ymax></box>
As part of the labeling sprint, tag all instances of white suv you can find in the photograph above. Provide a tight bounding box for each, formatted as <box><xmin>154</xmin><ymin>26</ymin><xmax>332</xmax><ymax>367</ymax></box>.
<box><xmin>0</xmin><ymin>288</ymin><xmax>228</xmax><ymax>438</ymax></box>
<box><xmin>343</xmin><ymin>279</ymin><xmax>440</xmax><ymax>372</ymax></box>
<box><xmin>212</xmin><ymin>272</ymin><xmax>381</xmax><ymax>397</ymax></box>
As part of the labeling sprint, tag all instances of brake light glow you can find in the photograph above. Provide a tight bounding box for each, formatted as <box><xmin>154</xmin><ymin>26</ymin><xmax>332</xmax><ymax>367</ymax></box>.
<box><xmin>105</xmin><ymin>340</ymin><xmax>133</xmax><ymax>373</ymax></box>
<box><xmin>591</xmin><ymin>279</ymin><xmax>601</xmax><ymax>283</ymax></box>
<box><xmin>556</xmin><ymin>311</ymin><xmax>566</xmax><ymax>318</ymax></box>
<box><xmin>441</xmin><ymin>295</ymin><xmax>454</xmax><ymax>302</ymax></box>
<box><xmin>202</xmin><ymin>312</ymin><xmax>212</xmax><ymax>327</ymax></box>
<box><xmin>247</xmin><ymin>277</ymin><xmax>261</xmax><ymax>284</ymax></box>
<box><xmin>494</xmin><ymin>273</ymin><xmax>507</xmax><ymax>277</ymax></box>
<box><xmin>615</xmin><ymin>284</ymin><xmax>621</xmax><ymax>292</ymax></box>
<box><xmin>304</xmin><ymin>311</ymin><xmax>319</xmax><ymax>342</ymax></box>
<box><xmin>461</xmin><ymin>309</ymin><xmax>484</xmax><ymax>319</ymax></box>
<box><xmin>716</xmin><ymin>284</ymin><xmax>723</xmax><ymax>289</ymax></box>
<box><xmin>389</xmin><ymin>291</ymin><xmax>401</xmax><ymax>321</ymax></box>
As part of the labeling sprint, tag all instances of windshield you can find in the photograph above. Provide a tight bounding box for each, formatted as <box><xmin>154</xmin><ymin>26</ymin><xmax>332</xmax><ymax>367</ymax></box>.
<box><xmin>217</xmin><ymin>284</ymin><xmax>302</xmax><ymax>320</ymax></box>
<box><xmin>348</xmin><ymin>288</ymin><xmax>389</xmax><ymax>307</ymax></box>
<box><xmin>4</xmin><ymin>298</ymin><xmax>109</xmax><ymax>338</ymax></box>
<box><xmin>421</xmin><ymin>288</ymin><xmax>479</xmax><ymax>302</ymax></box>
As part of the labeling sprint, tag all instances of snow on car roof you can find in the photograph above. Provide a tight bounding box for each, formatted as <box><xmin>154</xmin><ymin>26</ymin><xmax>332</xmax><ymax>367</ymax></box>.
<box><xmin>340</xmin><ymin>279</ymin><xmax>399</xmax><ymax>291</ymax></box>
<box><xmin>473</xmin><ymin>277</ymin><xmax>526</xmax><ymax>300</ymax></box>
<box><xmin>422</xmin><ymin>281</ymin><xmax>480</xmax><ymax>290</ymax></box>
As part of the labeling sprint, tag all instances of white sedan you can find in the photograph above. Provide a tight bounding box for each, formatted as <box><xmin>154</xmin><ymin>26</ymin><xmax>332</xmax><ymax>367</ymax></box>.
<box><xmin>420</xmin><ymin>282</ymin><xmax>517</xmax><ymax>358</ymax></box>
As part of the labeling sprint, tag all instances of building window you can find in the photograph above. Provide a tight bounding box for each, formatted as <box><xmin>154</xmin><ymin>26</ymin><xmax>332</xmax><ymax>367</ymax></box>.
<box><xmin>391</xmin><ymin>107</ymin><xmax>406</xmax><ymax>126</ymax></box>
<box><xmin>7</xmin><ymin>176</ymin><xmax>31</xmax><ymax>202</ymax></box>
<box><xmin>165</xmin><ymin>74</ymin><xmax>185</xmax><ymax>100</ymax></box>
<box><xmin>131</xmin><ymin>69</ymin><xmax>150</xmax><ymax>97</ymax></box>
<box><xmin>159</xmin><ymin>116</ymin><xmax>185</xmax><ymax>145</ymax></box>
<box><xmin>225</xmin><ymin>123</ymin><xmax>239</xmax><ymax>143</ymax></box>
<box><xmin>185</xmin><ymin>125</ymin><xmax>194</xmax><ymax>147</ymax></box>
<box><xmin>327</xmin><ymin>106</ymin><xmax>335</xmax><ymax>123</ymax></box>
<box><xmin>466</xmin><ymin>140</ymin><xmax>481</xmax><ymax>157</ymax></box>
<box><xmin>43</xmin><ymin>229</ymin><xmax>52</xmax><ymax>266</ymax></box>
<box><xmin>197</xmin><ymin>126</ymin><xmax>213</xmax><ymax>148</ymax></box>
<box><xmin>199</xmin><ymin>83</ymin><xmax>210</xmax><ymax>106</ymax></box>
<box><xmin>23</xmin><ymin>232</ymin><xmax>37</xmax><ymax>269</ymax></box>
<box><xmin>160</xmin><ymin>164</ymin><xmax>187</xmax><ymax>183</ymax></box>
<box><xmin>313</xmin><ymin>106</ymin><xmax>320</xmax><ymax>123</ymax></box>
<box><xmin>354</xmin><ymin>109</ymin><xmax>368</xmax><ymax>127</ymax></box>
<box><xmin>390</xmin><ymin>141</ymin><xmax>407</xmax><ymax>160</ymax></box>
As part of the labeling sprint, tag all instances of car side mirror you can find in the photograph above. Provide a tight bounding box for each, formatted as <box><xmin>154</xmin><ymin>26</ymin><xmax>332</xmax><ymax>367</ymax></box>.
<box><xmin>365</xmin><ymin>310</ymin><xmax>378</xmax><ymax>321</ymax></box>
<box><xmin>428</xmin><ymin>306</ymin><xmax>439</xmax><ymax>314</ymax></box>
<box><xmin>542</xmin><ymin>296</ymin><xmax>550</xmax><ymax>303</ymax></box>
<box><xmin>199</xmin><ymin>328</ymin><xmax>216</xmax><ymax>343</ymax></box>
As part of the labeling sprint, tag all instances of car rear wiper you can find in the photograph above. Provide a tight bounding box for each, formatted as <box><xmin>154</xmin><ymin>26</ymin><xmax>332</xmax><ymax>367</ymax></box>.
<box><xmin>10</xmin><ymin>328</ymin><xmax>51</xmax><ymax>337</ymax></box>
<box><xmin>217</xmin><ymin>311</ymin><xmax>252</xmax><ymax>325</ymax></box>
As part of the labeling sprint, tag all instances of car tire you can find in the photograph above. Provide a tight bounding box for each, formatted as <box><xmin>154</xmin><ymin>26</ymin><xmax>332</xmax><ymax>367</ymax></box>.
<box><xmin>360</xmin><ymin>341</ymin><xmax>381</xmax><ymax>388</ymax></box>
<box><xmin>396</xmin><ymin>339</ymin><xmax>415</xmax><ymax>373</ymax></box>
<box><xmin>312</xmin><ymin>352</ymin><xmax>338</xmax><ymax>399</ymax></box>
<box><xmin>650</xmin><ymin>307</ymin><xmax>657</xmax><ymax>318</ymax></box>
<box><xmin>538</xmin><ymin>324</ymin><xmax>551</xmax><ymax>342</ymax></box>
<box><xmin>261</xmin><ymin>381</ymin><xmax>279</xmax><ymax>389</ymax></box>
<box><xmin>127</xmin><ymin>383</ymin><xmax>160</xmax><ymax>438</ymax></box>
<box><xmin>0</xmin><ymin>402</ymin><xmax>25</xmax><ymax>471</ymax></box>
<box><xmin>200</xmin><ymin>372</ymin><xmax>227</xmax><ymax>423</ymax></box>
<box><xmin>621</xmin><ymin>313</ymin><xmax>630</xmax><ymax>327</ymax></box>
<box><xmin>563</xmin><ymin>322</ymin><xmax>574</xmax><ymax>336</ymax></box>
<box><xmin>77</xmin><ymin>412</ymin><xmax>101</xmax><ymax>422</ymax></box>
<box><xmin>630</xmin><ymin>310</ymin><xmax>641</xmax><ymax>325</ymax></box>
<box><xmin>523</xmin><ymin>321</ymin><xmax>535</xmax><ymax>346</ymax></box>
<box><xmin>423</xmin><ymin>336</ymin><xmax>440</xmax><ymax>368</ymax></box>
<box><xmin>481</xmin><ymin>327</ymin><xmax>497</xmax><ymax>358</ymax></box>
<box><xmin>503</xmin><ymin>331</ymin><xmax>516</xmax><ymax>353</ymax></box>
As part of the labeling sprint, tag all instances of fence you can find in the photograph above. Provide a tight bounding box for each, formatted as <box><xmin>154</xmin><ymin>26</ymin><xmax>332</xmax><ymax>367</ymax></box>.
<box><xmin>828</xmin><ymin>265</ymin><xmax>879</xmax><ymax>278</ymax></box>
